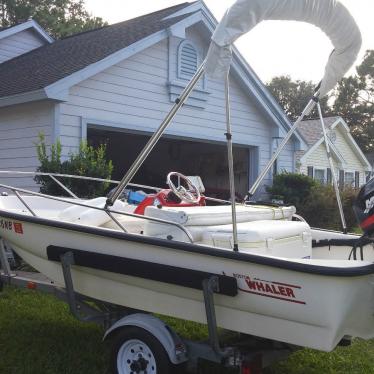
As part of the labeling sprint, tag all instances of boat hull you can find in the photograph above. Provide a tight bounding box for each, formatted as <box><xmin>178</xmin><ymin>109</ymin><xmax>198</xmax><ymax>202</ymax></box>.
<box><xmin>1</xmin><ymin>212</ymin><xmax>374</xmax><ymax>352</ymax></box>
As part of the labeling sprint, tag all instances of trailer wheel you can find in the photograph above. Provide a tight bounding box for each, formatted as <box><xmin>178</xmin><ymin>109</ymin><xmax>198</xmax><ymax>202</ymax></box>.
<box><xmin>110</xmin><ymin>326</ymin><xmax>173</xmax><ymax>374</ymax></box>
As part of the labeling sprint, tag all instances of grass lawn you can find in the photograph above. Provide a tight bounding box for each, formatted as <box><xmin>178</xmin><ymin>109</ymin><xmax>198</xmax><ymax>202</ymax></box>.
<box><xmin>0</xmin><ymin>286</ymin><xmax>373</xmax><ymax>374</ymax></box>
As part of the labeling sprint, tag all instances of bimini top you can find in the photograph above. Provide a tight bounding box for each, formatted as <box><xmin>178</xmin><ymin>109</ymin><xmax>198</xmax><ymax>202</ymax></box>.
<box><xmin>204</xmin><ymin>0</ymin><xmax>362</xmax><ymax>97</ymax></box>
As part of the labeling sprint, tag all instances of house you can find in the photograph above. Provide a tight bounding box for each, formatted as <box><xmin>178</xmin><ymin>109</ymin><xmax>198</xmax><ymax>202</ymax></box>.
<box><xmin>366</xmin><ymin>153</ymin><xmax>374</xmax><ymax>179</ymax></box>
<box><xmin>0</xmin><ymin>1</ymin><xmax>306</xmax><ymax>197</ymax></box>
<box><xmin>0</xmin><ymin>19</ymin><xmax>53</xmax><ymax>63</ymax></box>
<box><xmin>296</xmin><ymin>116</ymin><xmax>372</xmax><ymax>188</ymax></box>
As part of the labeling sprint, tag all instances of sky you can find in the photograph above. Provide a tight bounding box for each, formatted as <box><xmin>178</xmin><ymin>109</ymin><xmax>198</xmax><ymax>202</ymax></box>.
<box><xmin>85</xmin><ymin>0</ymin><xmax>373</xmax><ymax>84</ymax></box>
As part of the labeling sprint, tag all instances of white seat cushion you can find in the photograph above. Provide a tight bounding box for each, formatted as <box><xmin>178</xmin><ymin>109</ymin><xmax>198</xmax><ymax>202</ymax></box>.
<box><xmin>58</xmin><ymin>197</ymin><xmax>129</xmax><ymax>227</ymax></box>
<box><xmin>144</xmin><ymin>204</ymin><xmax>296</xmax><ymax>226</ymax></box>
<box><xmin>202</xmin><ymin>220</ymin><xmax>312</xmax><ymax>259</ymax></box>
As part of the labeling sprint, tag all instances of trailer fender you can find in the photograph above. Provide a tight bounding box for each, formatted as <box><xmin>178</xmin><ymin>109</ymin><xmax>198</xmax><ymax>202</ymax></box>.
<box><xmin>103</xmin><ymin>313</ymin><xmax>188</xmax><ymax>365</ymax></box>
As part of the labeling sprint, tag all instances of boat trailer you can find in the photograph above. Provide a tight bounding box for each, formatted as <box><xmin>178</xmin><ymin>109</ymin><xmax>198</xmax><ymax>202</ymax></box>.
<box><xmin>0</xmin><ymin>239</ymin><xmax>295</xmax><ymax>374</ymax></box>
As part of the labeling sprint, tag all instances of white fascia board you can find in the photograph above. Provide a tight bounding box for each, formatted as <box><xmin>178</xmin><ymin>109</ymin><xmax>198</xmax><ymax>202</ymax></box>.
<box><xmin>299</xmin><ymin>123</ymin><xmax>347</xmax><ymax>167</ymax></box>
<box><xmin>44</xmin><ymin>29</ymin><xmax>169</xmax><ymax>97</ymax></box>
<box><xmin>0</xmin><ymin>17</ymin><xmax>191</xmax><ymax>108</ymax></box>
<box><xmin>335</xmin><ymin>118</ymin><xmax>372</xmax><ymax>170</ymax></box>
<box><xmin>45</xmin><ymin>11</ymin><xmax>205</xmax><ymax>97</ymax></box>
<box><xmin>301</xmin><ymin>117</ymin><xmax>341</xmax><ymax>161</ymax></box>
<box><xmin>0</xmin><ymin>89</ymin><xmax>47</xmax><ymax>108</ymax></box>
<box><xmin>346</xmin><ymin>132</ymin><xmax>372</xmax><ymax>170</ymax></box>
<box><xmin>331</xmin><ymin>117</ymin><xmax>348</xmax><ymax>131</ymax></box>
<box><xmin>0</xmin><ymin>88</ymin><xmax>67</xmax><ymax>108</ymax></box>
<box><xmin>163</xmin><ymin>1</ymin><xmax>206</xmax><ymax>21</ymax></box>
<box><xmin>168</xmin><ymin>11</ymin><xmax>203</xmax><ymax>38</ymax></box>
<box><xmin>29</xmin><ymin>19</ymin><xmax>54</xmax><ymax>43</ymax></box>
<box><xmin>329</xmin><ymin>141</ymin><xmax>346</xmax><ymax>165</ymax></box>
<box><xmin>0</xmin><ymin>19</ymin><xmax>53</xmax><ymax>43</ymax></box>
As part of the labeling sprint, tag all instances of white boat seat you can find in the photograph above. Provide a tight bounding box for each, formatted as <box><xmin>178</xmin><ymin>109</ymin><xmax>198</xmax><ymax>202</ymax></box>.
<box><xmin>144</xmin><ymin>204</ymin><xmax>296</xmax><ymax>226</ymax></box>
<box><xmin>144</xmin><ymin>216</ymin><xmax>311</xmax><ymax>259</ymax></box>
<box><xmin>202</xmin><ymin>220</ymin><xmax>312</xmax><ymax>259</ymax></box>
<box><xmin>102</xmin><ymin>215</ymin><xmax>146</xmax><ymax>234</ymax></box>
<box><xmin>58</xmin><ymin>197</ymin><xmax>129</xmax><ymax>227</ymax></box>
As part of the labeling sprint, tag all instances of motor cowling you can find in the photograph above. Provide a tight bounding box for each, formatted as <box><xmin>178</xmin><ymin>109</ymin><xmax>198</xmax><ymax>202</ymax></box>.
<box><xmin>354</xmin><ymin>177</ymin><xmax>374</xmax><ymax>237</ymax></box>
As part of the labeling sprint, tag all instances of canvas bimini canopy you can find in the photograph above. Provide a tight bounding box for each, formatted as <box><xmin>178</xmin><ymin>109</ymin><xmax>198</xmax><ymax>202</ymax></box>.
<box><xmin>205</xmin><ymin>0</ymin><xmax>362</xmax><ymax>98</ymax></box>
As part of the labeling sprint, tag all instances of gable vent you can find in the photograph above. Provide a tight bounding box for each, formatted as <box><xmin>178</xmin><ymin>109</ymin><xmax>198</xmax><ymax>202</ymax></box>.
<box><xmin>178</xmin><ymin>42</ymin><xmax>198</xmax><ymax>79</ymax></box>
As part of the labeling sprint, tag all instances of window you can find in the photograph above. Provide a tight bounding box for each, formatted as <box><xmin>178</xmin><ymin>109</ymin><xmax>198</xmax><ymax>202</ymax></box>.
<box><xmin>178</xmin><ymin>41</ymin><xmax>198</xmax><ymax>80</ymax></box>
<box><xmin>344</xmin><ymin>172</ymin><xmax>354</xmax><ymax>187</ymax></box>
<box><xmin>314</xmin><ymin>169</ymin><xmax>326</xmax><ymax>184</ymax></box>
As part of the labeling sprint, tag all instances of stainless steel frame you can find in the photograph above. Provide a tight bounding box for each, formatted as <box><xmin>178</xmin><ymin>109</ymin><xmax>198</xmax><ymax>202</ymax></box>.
<box><xmin>317</xmin><ymin>102</ymin><xmax>347</xmax><ymax>233</ymax></box>
<box><xmin>0</xmin><ymin>172</ymin><xmax>194</xmax><ymax>243</ymax></box>
<box><xmin>247</xmin><ymin>95</ymin><xmax>319</xmax><ymax>198</ymax></box>
<box><xmin>107</xmin><ymin>63</ymin><xmax>206</xmax><ymax>207</ymax></box>
<box><xmin>224</xmin><ymin>72</ymin><xmax>239</xmax><ymax>251</ymax></box>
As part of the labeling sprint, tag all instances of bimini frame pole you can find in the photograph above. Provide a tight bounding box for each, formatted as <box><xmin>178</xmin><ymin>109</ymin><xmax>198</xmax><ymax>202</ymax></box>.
<box><xmin>317</xmin><ymin>102</ymin><xmax>347</xmax><ymax>233</ymax></box>
<box><xmin>106</xmin><ymin>62</ymin><xmax>206</xmax><ymax>207</ymax></box>
<box><xmin>224</xmin><ymin>71</ymin><xmax>239</xmax><ymax>252</ymax></box>
<box><xmin>246</xmin><ymin>94</ymin><xmax>318</xmax><ymax>199</ymax></box>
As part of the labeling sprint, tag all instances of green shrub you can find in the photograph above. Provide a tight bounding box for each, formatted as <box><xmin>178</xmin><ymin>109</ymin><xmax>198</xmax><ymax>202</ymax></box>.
<box><xmin>34</xmin><ymin>133</ymin><xmax>113</xmax><ymax>198</ymax></box>
<box><xmin>267</xmin><ymin>172</ymin><xmax>317</xmax><ymax>206</ymax></box>
<box><xmin>268</xmin><ymin>172</ymin><xmax>359</xmax><ymax>231</ymax></box>
<box><xmin>300</xmin><ymin>184</ymin><xmax>358</xmax><ymax>231</ymax></box>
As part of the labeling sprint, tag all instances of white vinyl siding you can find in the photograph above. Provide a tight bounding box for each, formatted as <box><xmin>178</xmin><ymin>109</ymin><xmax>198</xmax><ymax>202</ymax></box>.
<box><xmin>0</xmin><ymin>101</ymin><xmax>53</xmax><ymax>190</ymax></box>
<box><xmin>299</xmin><ymin>124</ymin><xmax>368</xmax><ymax>187</ymax></box>
<box><xmin>59</xmin><ymin>36</ymin><xmax>297</xmax><ymax>197</ymax></box>
<box><xmin>0</xmin><ymin>29</ymin><xmax>45</xmax><ymax>63</ymax></box>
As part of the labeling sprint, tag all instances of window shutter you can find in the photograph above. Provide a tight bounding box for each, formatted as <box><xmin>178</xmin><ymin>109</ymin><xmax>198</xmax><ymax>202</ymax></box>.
<box><xmin>355</xmin><ymin>171</ymin><xmax>360</xmax><ymax>188</ymax></box>
<box><xmin>178</xmin><ymin>42</ymin><xmax>198</xmax><ymax>79</ymax></box>
<box><xmin>273</xmin><ymin>159</ymin><xmax>278</xmax><ymax>177</ymax></box>
<box><xmin>327</xmin><ymin>168</ymin><xmax>332</xmax><ymax>184</ymax></box>
<box><xmin>339</xmin><ymin>170</ymin><xmax>345</xmax><ymax>188</ymax></box>
<box><xmin>307</xmin><ymin>166</ymin><xmax>314</xmax><ymax>178</ymax></box>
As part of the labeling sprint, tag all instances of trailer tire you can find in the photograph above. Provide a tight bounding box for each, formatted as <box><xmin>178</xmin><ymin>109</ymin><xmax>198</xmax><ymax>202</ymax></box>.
<box><xmin>110</xmin><ymin>326</ymin><xmax>174</xmax><ymax>374</ymax></box>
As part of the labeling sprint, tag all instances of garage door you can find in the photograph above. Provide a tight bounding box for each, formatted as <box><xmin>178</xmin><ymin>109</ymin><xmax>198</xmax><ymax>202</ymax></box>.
<box><xmin>88</xmin><ymin>128</ymin><xmax>250</xmax><ymax>199</ymax></box>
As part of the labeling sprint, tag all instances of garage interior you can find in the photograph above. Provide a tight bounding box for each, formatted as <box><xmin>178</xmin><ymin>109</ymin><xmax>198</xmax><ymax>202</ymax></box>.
<box><xmin>88</xmin><ymin>127</ymin><xmax>250</xmax><ymax>199</ymax></box>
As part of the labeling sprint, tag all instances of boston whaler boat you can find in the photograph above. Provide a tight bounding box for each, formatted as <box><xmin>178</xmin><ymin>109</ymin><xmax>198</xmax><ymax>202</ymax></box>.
<box><xmin>0</xmin><ymin>1</ymin><xmax>373</xmax><ymax>373</ymax></box>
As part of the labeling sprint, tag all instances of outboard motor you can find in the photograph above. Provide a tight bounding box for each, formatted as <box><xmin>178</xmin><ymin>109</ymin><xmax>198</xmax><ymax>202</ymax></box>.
<box><xmin>354</xmin><ymin>177</ymin><xmax>374</xmax><ymax>238</ymax></box>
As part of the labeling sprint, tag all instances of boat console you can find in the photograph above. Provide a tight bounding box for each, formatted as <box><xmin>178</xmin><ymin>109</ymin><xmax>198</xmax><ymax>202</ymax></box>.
<box><xmin>133</xmin><ymin>172</ymin><xmax>206</xmax><ymax>215</ymax></box>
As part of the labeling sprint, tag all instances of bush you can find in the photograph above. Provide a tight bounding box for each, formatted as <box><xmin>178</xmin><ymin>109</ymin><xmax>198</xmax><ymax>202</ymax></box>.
<box><xmin>268</xmin><ymin>172</ymin><xmax>359</xmax><ymax>231</ymax></box>
<box><xmin>34</xmin><ymin>133</ymin><xmax>113</xmax><ymax>198</ymax></box>
<box><xmin>267</xmin><ymin>172</ymin><xmax>317</xmax><ymax>206</ymax></box>
<box><xmin>300</xmin><ymin>184</ymin><xmax>358</xmax><ymax>231</ymax></box>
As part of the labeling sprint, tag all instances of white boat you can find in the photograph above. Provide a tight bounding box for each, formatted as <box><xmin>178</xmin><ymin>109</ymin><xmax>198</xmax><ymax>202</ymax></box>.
<box><xmin>0</xmin><ymin>0</ymin><xmax>373</xmax><ymax>357</ymax></box>
<box><xmin>0</xmin><ymin>173</ymin><xmax>373</xmax><ymax>353</ymax></box>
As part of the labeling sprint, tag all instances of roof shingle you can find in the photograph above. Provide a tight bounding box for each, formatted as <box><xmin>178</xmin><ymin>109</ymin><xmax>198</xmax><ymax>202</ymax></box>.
<box><xmin>0</xmin><ymin>2</ymin><xmax>194</xmax><ymax>98</ymax></box>
<box><xmin>297</xmin><ymin>117</ymin><xmax>340</xmax><ymax>146</ymax></box>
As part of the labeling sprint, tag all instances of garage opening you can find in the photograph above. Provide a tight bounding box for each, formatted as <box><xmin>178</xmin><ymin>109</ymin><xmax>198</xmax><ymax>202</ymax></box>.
<box><xmin>88</xmin><ymin>128</ymin><xmax>251</xmax><ymax>199</ymax></box>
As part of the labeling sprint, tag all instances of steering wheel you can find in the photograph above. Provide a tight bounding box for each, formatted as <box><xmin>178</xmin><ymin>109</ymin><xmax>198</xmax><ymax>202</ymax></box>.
<box><xmin>166</xmin><ymin>172</ymin><xmax>201</xmax><ymax>204</ymax></box>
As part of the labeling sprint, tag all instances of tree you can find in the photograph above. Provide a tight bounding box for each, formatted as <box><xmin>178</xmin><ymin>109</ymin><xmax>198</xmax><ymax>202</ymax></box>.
<box><xmin>266</xmin><ymin>75</ymin><xmax>331</xmax><ymax>121</ymax></box>
<box><xmin>267</xmin><ymin>51</ymin><xmax>373</xmax><ymax>152</ymax></box>
<box><xmin>0</xmin><ymin>0</ymin><xmax>107</xmax><ymax>39</ymax></box>
<box><xmin>333</xmin><ymin>50</ymin><xmax>374</xmax><ymax>152</ymax></box>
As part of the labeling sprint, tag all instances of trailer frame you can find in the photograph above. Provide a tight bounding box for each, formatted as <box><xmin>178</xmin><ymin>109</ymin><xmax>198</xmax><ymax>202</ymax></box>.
<box><xmin>0</xmin><ymin>238</ymin><xmax>296</xmax><ymax>373</ymax></box>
